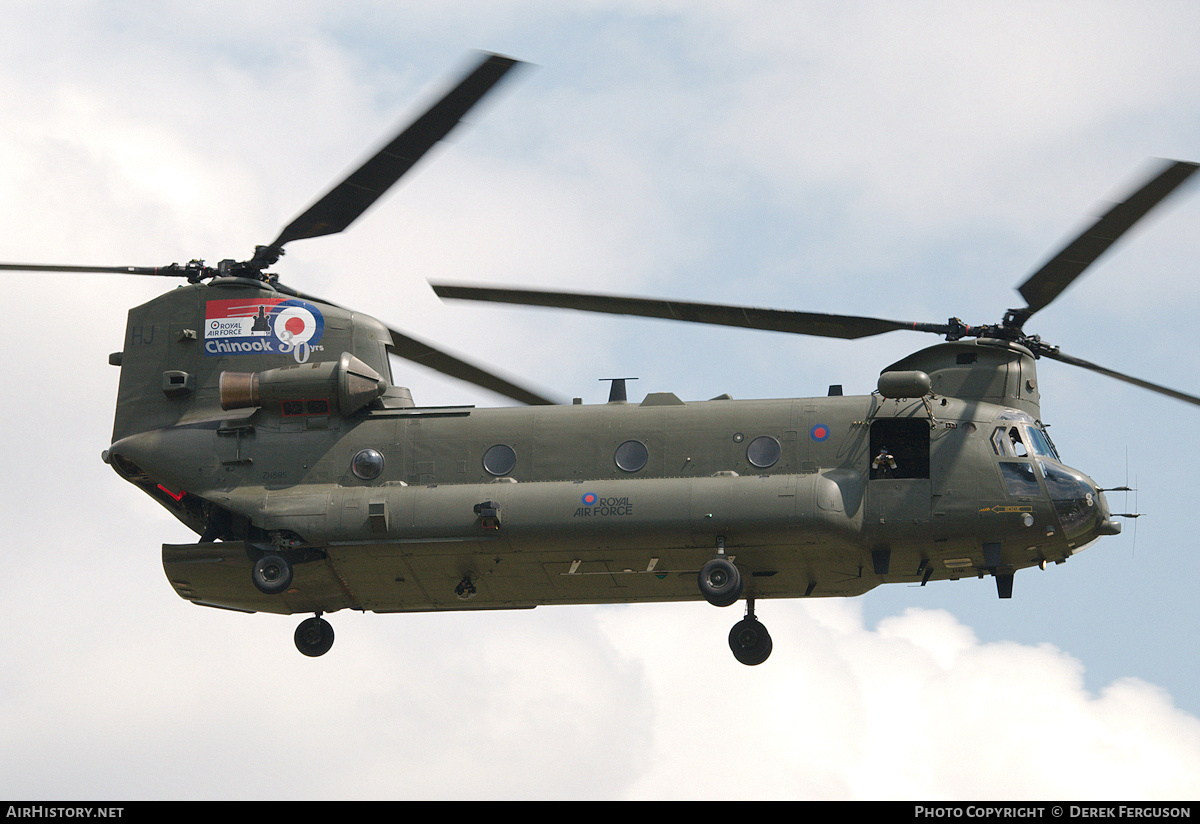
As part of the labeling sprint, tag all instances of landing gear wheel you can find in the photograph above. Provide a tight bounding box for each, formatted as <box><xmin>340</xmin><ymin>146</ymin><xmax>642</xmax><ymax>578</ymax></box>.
<box><xmin>294</xmin><ymin>615</ymin><xmax>335</xmax><ymax>657</ymax></box>
<box><xmin>698</xmin><ymin>557</ymin><xmax>742</xmax><ymax>607</ymax></box>
<box><xmin>252</xmin><ymin>554</ymin><xmax>293</xmax><ymax>595</ymax></box>
<box><xmin>729</xmin><ymin>616</ymin><xmax>772</xmax><ymax>666</ymax></box>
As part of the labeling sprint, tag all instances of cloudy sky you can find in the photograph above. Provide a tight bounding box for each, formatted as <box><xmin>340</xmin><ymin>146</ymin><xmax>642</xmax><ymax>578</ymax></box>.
<box><xmin>2</xmin><ymin>0</ymin><xmax>1200</xmax><ymax>800</ymax></box>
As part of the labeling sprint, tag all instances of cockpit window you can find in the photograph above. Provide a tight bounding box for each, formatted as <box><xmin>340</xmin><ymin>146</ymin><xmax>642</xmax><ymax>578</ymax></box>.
<box><xmin>990</xmin><ymin>427</ymin><xmax>1011</xmax><ymax>457</ymax></box>
<box><xmin>1008</xmin><ymin>427</ymin><xmax>1029</xmax><ymax>457</ymax></box>
<box><xmin>991</xmin><ymin>426</ymin><xmax>1029</xmax><ymax>456</ymax></box>
<box><xmin>999</xmin><ymin>461</ymin><xmax>1041</xmax><ymax>498</ymax></box>
<box><xmin>1026</xmin><ymin>425</ymin><xmax>1059</xmax><ymax>460</ymax></box>
<box><xmin>991</xmin><ymin>424</ymin><xmax>1059</xmax><ymax>461</ymax></box>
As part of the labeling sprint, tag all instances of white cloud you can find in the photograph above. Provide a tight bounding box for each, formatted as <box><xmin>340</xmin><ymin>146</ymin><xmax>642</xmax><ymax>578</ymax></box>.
<box><xmin>608</xmin><ymin>602</ymin><xmax>1200</xmax><ymax>800</ymax></box>
<box><xmin>4</xmin><ymin>595</ymin><xmax>1197</xmax><ymax>799</ymax></box>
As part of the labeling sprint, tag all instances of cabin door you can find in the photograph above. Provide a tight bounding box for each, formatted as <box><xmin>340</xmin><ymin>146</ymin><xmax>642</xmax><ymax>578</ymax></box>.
<box><xmin>864</xmin><ymin>417</ymin><xmax>932</xmax><ymax>535</ymax></box>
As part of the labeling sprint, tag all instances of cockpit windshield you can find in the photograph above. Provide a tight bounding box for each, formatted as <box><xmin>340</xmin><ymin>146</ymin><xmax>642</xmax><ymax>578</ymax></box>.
<box><xmin>1040</xmin><ymin>459</ymin><xmax>1102</xmax><ymax>540</ymax></box>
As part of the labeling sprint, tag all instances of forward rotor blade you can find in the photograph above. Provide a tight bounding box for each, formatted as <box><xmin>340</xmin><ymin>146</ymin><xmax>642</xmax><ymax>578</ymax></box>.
<box><xmin>266</xmin><ymin>52</ymin><xmax>523</xmax><ymax>254</ymax></box>
<box><xmin>1043</xmin><ymin>348</ymin><xmax>1200</xmax><ymax>407</ymax></box>
<box><xmin>385</xmin><ymin>327</ymin><xmax>559</xmax><ymax>406</ymax></box>
<box><xmin>272</xmin><ymin>281</ymin><xmax>559</xmax><ymax>406</ymax></box>
<box><xmin>1016</xmin><ymin>159</ymin><xmax>1199</xmax><ymax>319</ymax></box>
<box><xmin>433</xmin><ymin>283</ymin><xmax>950</xmax><ymax>340</ymax></box>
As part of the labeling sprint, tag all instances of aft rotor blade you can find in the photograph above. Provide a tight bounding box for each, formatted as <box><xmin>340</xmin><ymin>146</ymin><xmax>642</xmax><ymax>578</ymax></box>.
<box><xmin>1044</xmin><ymin>348</ymin><xmax>1200</xmax><ymax>407</ymax></box>
<box><xmin>0</xmin><ymin>262</ymin><xmax>202</xmax><ymax>278</ymax></box>
<box><xmin>266</xmin><ymin>52</ymin><xmax>523</xmax><ymax>254</ymax></box>
<box><xmin>272</xmin><ymin>281</ymin><xmax>559</xmax><ymax>406</ymax></box>
<box><xmin>433</xmin><ymin>283</ymin><xmax>951</xmax><ymax>340</ymax></box>
<box><xmin>1016</xmin><ymin>159</ymin><xmax>1199</xmax><ymax>320</ymax></box>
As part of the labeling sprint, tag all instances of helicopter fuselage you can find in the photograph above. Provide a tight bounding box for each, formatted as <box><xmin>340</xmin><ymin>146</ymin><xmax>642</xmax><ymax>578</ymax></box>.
<box><xmin>103</xmin><ymin>279</ymin><xmax>1118</xmax><ymax>618</ymax></box>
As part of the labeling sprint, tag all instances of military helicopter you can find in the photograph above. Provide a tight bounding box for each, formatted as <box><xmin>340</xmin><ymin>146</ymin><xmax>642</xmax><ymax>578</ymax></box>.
<box><xmin>4</xmin><ymin>53</ymin><xmax>1197</xmax><ymax>665</ymax></box>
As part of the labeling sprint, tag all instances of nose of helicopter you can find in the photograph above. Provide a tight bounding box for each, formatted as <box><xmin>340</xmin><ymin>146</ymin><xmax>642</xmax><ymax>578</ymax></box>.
<box><xmin>1044</xmin><ymin>462</ymin><xmax>1121</xmax><ymax>545</ymax></box>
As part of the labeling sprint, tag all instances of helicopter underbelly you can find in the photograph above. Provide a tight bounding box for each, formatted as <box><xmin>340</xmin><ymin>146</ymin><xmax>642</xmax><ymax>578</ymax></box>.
<box><xmin>161</xmin><ymin>471</ymin><xmax>1025</xmax><ymax>615</ymax></box>
<box><xmin>162</xmin><ymin>532</ymin><xmax>884</xmax><ymax>617</ymax></box>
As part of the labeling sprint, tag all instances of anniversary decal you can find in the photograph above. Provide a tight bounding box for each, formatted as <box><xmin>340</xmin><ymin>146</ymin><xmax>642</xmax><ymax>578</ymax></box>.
<box><xmin>204</xmin><ymin>298</ymin><xmax>325</xmax><ymax>362</ymax></box>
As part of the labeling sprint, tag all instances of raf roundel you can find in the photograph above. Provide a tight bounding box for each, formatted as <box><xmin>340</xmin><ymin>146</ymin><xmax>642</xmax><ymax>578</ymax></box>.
<box><xmin>273</xmin><ymin>302</ymin><xmax>320</xmax><ymax>346</ymax></box>
<box><xmin>581</xmin><ymin>492</ymin><xmax>598</xmax><ymax>506</ymax></box>
<box><xmin>810</xmin><ymin>424</ymin><xmax>831</xmax><ymax>442</ymax></box>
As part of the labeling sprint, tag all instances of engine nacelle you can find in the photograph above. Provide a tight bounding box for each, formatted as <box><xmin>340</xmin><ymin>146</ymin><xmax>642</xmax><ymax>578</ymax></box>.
<box><xmin>219</xmin><ymin>351</ymin><xmax>388</xmax><ymax>416</ymax></box>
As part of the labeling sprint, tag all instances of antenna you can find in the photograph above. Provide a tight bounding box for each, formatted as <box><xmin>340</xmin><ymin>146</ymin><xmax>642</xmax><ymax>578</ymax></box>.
<box><xmin>1101</xmin><ymin>449</ymin><xmax>1142</xmax><ymax>553</ymax></box>
<box><xmin>601</xmin><ymin>377</ymin><xmax>637</xmax><ymax>403</ymax></box>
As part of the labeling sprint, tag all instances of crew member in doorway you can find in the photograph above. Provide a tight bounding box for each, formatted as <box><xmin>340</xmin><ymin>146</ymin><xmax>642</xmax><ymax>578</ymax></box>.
<box><xmin>872</xmin><ymin>446</ymin><xmax>897</xmax><ymax>478</ymax></box>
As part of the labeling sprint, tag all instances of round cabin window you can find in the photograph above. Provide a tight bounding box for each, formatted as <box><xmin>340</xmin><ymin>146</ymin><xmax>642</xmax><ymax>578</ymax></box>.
<box><xmin>482</xmin><ymin>444</ymin><xmax>517</xmax><ymax>476</ymax></box>
<box><xmin>614</xmin><ymin>440</ymin><xmax>649</xmax><ymax>473</ymax></box>
<box><xmin>351</xmin><ymin>448</ymin><xmax>385</xmax><ymax>480</ymax></box>
<box><xmin>746</xmin><ymin>435</ymin><xmax>781</xmax><ymax>469</ymax></box>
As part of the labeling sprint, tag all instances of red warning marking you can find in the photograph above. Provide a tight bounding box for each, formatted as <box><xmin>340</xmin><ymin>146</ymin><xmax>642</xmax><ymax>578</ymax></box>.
<box><xmin>157</xmin><ymin>484</ymin><xmax>186</xmax><ymax>501</ymax></box>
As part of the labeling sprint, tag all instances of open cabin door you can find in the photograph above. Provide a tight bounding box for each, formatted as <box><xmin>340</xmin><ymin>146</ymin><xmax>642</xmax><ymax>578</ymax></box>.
<box><xmin>864</xmin><ymin>417</ymin><xmax>932</xmax><ymax>569</ymax></box>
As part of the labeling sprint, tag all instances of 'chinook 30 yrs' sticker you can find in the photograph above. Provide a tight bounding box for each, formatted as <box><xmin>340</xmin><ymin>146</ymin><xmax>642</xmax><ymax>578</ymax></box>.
<box><xmin>204</xmin><ymin>298</ymin><xmax>325</xmax><ymax>362</ymax></box>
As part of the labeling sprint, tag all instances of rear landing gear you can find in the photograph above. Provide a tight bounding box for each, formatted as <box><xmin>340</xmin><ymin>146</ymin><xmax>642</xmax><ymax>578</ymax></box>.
<box><xmin>728</xmin><ymin>598</ymin><xmax>772</xmax><ymax>666</ymax></box>
<box><xmin>294</xmin><ymin>614</ymin><xmax>334</xmax><ymax>657</ymax></box>
<box><xmin>252</xmin><ymin>554</ymin><xmax>293</xmax><ymax>595</ymax></box>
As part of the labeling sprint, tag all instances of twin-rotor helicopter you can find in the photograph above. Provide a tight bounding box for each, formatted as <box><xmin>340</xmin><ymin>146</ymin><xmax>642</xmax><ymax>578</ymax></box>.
<box><xmin>5</xmin><ymin>53</ymin><xmax>1196</xmax><ymax>664</ymax></box>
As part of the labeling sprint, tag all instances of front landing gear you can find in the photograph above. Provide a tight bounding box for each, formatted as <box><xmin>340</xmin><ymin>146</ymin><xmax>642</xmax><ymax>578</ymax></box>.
<box><xmin>697</xmin><ymin>538</ymin><xmax>742</xmax><ymax>607</ymax></box>
<box><xmin>696</xmin><ymin>540</ymin><xmax>771</xmax><ymax>664</ymax></box>
<box><xmin>728</xmin><ymin>599</ymin><xmax>772</xmax><ymax>666</ymax></box>
<box><xmin>295</xmin><ymin>614</ymin><xmax>335</xmax><ymax>657</ymax></box>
